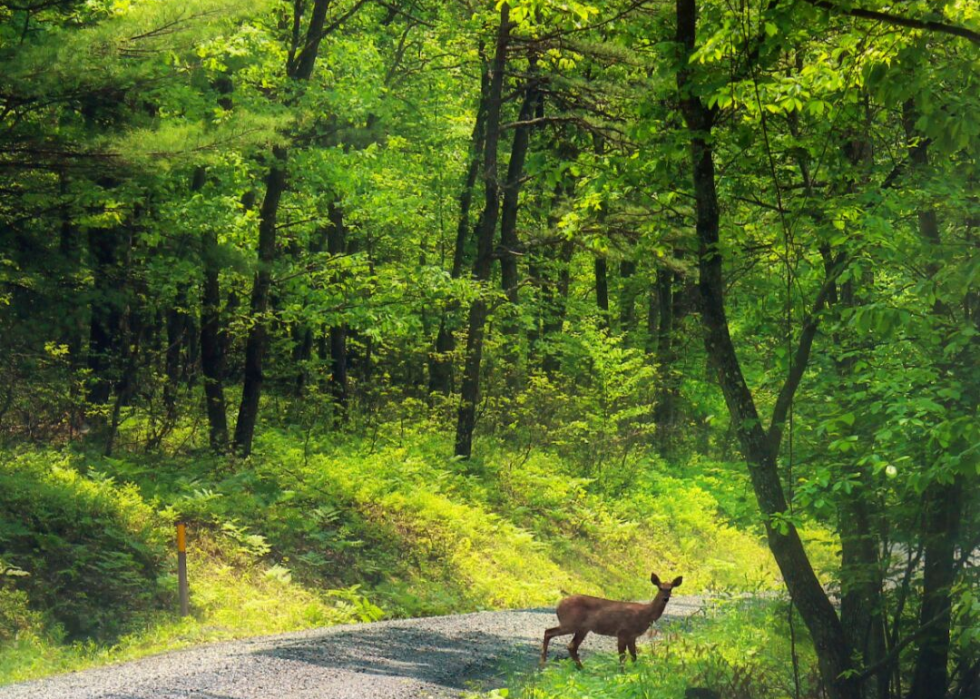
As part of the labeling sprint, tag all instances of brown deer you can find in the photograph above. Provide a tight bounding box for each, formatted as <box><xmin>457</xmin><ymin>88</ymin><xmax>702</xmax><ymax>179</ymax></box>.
<box><xmin>541</xmin><ymin>572</ymin><xmax>683</xmax><ymax>668</ymax></box>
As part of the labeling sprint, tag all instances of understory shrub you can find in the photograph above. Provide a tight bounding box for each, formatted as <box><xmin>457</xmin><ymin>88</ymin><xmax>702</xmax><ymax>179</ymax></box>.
<box><xmin>0</xmin><ymin>451</ymin><xmax>173</xmax><ymax>641</ymax></box>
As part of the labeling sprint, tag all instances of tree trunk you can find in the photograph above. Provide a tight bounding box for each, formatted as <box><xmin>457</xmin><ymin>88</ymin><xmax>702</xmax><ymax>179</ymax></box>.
<box><xmin>199</xmin><ymin>173</ymin><xmax>235</xmax><ymax>452</ymax></box>
<box><xmin>903</xmin><ymin>97</ymin><xmax>963</xmax><ymax>699</ymax></box>
<box><xmin>540</xmin><ymin>239</ymin><xmax>573</xmax><ymax>377</ymax></box>
<box><xmin>233</xmin><ymin>146</ymin><xmax>287</xmax><ymax>456</ymax></box>
<box><xmin>618</xmin><ymin>260</ymin><xmax>637</xmax><ymax>334</ymax></box>
<box><xmin>293</xmin><ymin>223</ymin><xmax>330</xmax><ymax>396</ymax></box>
<box><xmin>497</xmin><ymin>74</ymin><xmax>537</xmax><ymax>382</ymax></box>
<box><xmin>674</xmin><ymin>1</ymin><xmax>860</xmax><ymax>697</ymax></box>
<box><xmin>832</xmin><ymin>119</ymin><xmax>888</xmax><ymax>699</ymax></box>
<box><xmin>454</xmin><ymin>3</ymin><xmax>510</xmax><ymax>459</ymax></box>
<box><xmin>86</xmin><ymin>226</ymin><xmax>125</xmax><ymax>407</ymax></box>
<box><xmin>231</xmin><ymin>0</ymin><xmax>342</xmax><ymax>455</ymax></box>
<box><xmin>430</xmin><ymin>52</ymin><xmax>490</xmax><ymax>396</ymax></box>
<box><xmin>498</xmin><ymin>74</ymin><xmax>537</xmax><ymax>305</ymax></box>
<box><xmin>595</xmin><ymin>256</ymin><xmax>609</xmax><ymax>329</ymax></box>
<box><xmin>908</xmin><ymin>480</ymin><xmax>962</xmax><ymax>699</ymax></box>
<box><xmin>645</xmin><ymin>281</ymin><xmax>659</xmax><ymax>355</ymax></box>
<box><xmin>164</xmin><ymin>285</ymin><xmax>188</xmax><ymax>420</ymax></box>
<box><xmin>654</xmin><ymin>267</ymin><xmax>677</xmax><ymax>447</ymax></box>
<box><xmin>326</xmin><ymin>203</ymin><xmax>349</xmax><ymax>414</ymax></box>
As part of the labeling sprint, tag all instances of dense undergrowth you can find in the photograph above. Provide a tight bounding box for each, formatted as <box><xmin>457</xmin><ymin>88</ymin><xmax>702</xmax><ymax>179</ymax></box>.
<box><xmin>488</xmin><ymin>598</ymin><xmax>822</xmax><ymax>699</ymax></box>
<box><xmin>0</xmin><ymin>424</ymin><xmax>821</xmax><ymax>685</ymax></box>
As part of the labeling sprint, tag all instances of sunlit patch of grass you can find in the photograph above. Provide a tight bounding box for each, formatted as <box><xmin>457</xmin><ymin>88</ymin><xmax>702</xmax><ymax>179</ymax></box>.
<box><xmin>483</xmin><ymin>598</ymin><xmax>822</xmax><ymax>699</ymax></box>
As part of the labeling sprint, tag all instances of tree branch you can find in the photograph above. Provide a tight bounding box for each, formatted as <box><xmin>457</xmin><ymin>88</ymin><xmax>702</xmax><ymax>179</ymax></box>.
<box><xmin>767</xmin><ymin>253</ymin><xmax>845</xmax><ymax>454</ymax></box>
<box><xmin>856</xmin><ymin>606</ymin><xmax>953</xmax><ymax>683</ymax></box>
<box><xmin>804</xmin><ymin>0</ymin><xmax>980</xmax><ymax>45</ymax></box>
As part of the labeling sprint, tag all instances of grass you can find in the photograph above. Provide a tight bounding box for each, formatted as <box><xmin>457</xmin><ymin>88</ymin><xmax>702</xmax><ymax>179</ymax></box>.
<box><xmin>484</xmin><ymin>597</ymin><xmax>821</xmax><ymax>699</ymax></box>
<box><xmin>0</xmin><ymin>530</ymin><xmax>380</xmax><ymax>685</ymax></box>
<box><xmin>0</xmin><ymin>426</ymin><xmax>834</xmax><ymax>686</ymax></box>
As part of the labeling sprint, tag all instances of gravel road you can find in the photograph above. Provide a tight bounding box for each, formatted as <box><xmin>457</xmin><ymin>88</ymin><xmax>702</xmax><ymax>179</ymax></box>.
<box><xmin>0</xmin><ymin>596</ymin><xmax>707</xmax><ymax>699</ymax></box>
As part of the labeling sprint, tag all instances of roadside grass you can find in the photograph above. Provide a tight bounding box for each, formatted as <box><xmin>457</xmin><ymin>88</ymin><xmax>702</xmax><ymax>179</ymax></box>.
<box><xmin>0</xmin><ymin>427</ymin><xmax>834</xmax><ymax>686</ymax></box>
<box><xmin>481</xmin><ymin>597</ymin><xmax>821</xmax><ymax>699</ymax></box>
<box><xmin>0</xmin><ymin>532</ymin><xmax>379</xmax><ymax>685</ymax></box>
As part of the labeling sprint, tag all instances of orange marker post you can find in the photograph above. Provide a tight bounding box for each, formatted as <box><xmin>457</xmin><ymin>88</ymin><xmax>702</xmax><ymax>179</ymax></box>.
<box><xmin>176</xmin><ymin>521</ymin><xmax>189</xmax><ymax>617</ymax></box>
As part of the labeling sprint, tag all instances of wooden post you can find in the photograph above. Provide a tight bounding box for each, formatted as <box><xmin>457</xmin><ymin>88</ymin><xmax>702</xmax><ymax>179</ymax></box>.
<box><xmin>176</xmin><ymin>521</ymin><xmax>189</xmax><ymax>616</ymax></box>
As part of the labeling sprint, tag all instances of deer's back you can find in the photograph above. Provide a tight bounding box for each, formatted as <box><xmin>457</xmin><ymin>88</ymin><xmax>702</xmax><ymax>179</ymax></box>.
<box><xmin>556</xmin><ymin>595</ymin><xmax>651</xmax><ymax>637</ymax></box>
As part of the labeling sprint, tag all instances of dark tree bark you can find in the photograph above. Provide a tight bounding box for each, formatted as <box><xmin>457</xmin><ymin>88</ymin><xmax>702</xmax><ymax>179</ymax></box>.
<box><xmin>654</xmin><ymin>267</ymin><xmax>677</xmax><ymax>446</ymax></box>
<box><xmin>540</xmin><ymin>239</ymin><xmax>573</xmax><ymax>377</ymax></box>
<box><xmin>233</xmin><ymin>145</ymin><xmax>287</xmax><ymax>456</ymax></box>
<box><xmin>829</xmin><ymin>115</ymin><xmax>888</xmax><ymax>699</ymax></box>
<box><xmin>163</xmin><ymin>285</ymin><xmax>188</xmax><ymax>419</ymax></box>
<box><xmin>86</xmin><ymin>226</ymin><xmax>126</xmax><ymax>407</ymax></box>
<box><xmin>454</xmin><ymin>3</ymin><xmax>510</xmax><ymax>459</ymax></box>
<box><xmin>292</xmin><ymin>222</ymin><xmax>330</xmax><ymax>396</ymax></box>
<box><xmin>326</xmin><ymin>203</ymin><xmax>349</xmax><ymax>414</ymax></box>
<box><xmin>908</xmin><ymin>481</ymin><xmax>962</xmax><ymax>699</ymax></box>
<box><xmin>674</xmin><ymin>1</ymin><xmax>860</xmax><ymax>697</ymax></box>
<box><xmin>498</xmin><ymin>73</ymin><xmax>537</xmax><ymax>305</ymax></box>
<box><xmin>58</xmin><ymin>173</ymin><xmax>85</xmax><ymax>370</ymax></box>
<box><xmin>233</xmin><ymin>147</ymin><xmax>286</xmax><ymax>456</ymax></box>
<box><xmin>496</xmin><ymin>73</ymin><xmax>538</xmax><ymax>381</ymax></box>
<box><xmin>163</xmin><ymin>168</ymin><xmax>206</xmax><ymax>424</ymax></box>
<box><xmin>593</xmin><ymin>134</ymin><xmax>610</xmax><ymax>331</ymax></box>
<box><xmin>199</xmin><ymin>174</ymin><xmax>239</xmax><ymax>453</ymax></box>
<box><xmin>430</xmin><ymin>51</ymin><xmax>490</xmax><ymax>396</ymax></box>
<box><xmin>645</xmin><ymin>281</ymin><xmax>659</xmax><ymax>355</ymax></box>
<box><xmin>233</xmin><ymin>0</ymin><xmax>350</xmax><ymax>456</ymax></box>
<box><xmin>618</xmin><ymin>260</ymin><xmax>637</xmax><ymax>334</ymax></box>
<box><xmin>595</xmin><ymin>256</ymin><xmax>609</xmax><ymax>328</ymax></box>
<box><xmin>903</xmin><ymin>98</ymin><xmax>963</xmax><ymax>699</ymax></box>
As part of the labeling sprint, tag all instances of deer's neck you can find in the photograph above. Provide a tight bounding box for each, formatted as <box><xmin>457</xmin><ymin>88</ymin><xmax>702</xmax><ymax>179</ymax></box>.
<box><xmin>646</xmin><ymin>593</ymin><xmax>669</xmax><ymax>622</ymax></box>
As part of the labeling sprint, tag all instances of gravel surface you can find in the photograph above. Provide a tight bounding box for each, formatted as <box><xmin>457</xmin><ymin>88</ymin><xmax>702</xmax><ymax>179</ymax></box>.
<box><xmin>0</xmin><ymin>596</ymin><xmax>708</xmax><ymax>699</ymax></box>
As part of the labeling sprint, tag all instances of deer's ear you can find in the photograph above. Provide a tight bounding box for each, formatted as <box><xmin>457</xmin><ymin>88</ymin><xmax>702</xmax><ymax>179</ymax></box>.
<box><xmin>671</xmin><ymin>576</ymin><xmax>683</xmax><ymax>588</ymax></box>
<box><xmin>651</xmin><ymin>573</ymin><xmax>661</xmax><ymax>586</ymax></box>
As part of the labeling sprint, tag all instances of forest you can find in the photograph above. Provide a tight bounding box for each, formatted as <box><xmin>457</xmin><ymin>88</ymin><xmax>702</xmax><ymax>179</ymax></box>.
<box><xmin>0</xmin><ymin>0</ymin><xmax>977</xmax><ymax>698</ymax></box>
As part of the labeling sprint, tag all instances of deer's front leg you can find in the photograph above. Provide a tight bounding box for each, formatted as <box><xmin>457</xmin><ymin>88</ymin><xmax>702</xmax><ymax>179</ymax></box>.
<box><xmin>617</xmin><ymin>635</ymin><xmax>628</xmax><ymax>668</ymax></box>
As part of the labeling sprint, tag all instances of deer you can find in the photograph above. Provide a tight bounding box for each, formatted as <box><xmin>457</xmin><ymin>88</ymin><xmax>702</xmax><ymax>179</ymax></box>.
<box><xmin>541</xmin><ymin>572</ymin><xmax>683</xmax><ymax>669</ymax></box>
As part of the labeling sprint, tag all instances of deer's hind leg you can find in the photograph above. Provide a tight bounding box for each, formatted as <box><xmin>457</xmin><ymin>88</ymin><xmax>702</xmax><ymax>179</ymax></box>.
<box><xmin>627</xmin><ymin>638</ymin><xmax>638</xmax><ymax>662</ymax></box>
<box><xmin>567</xmin><ymin>630</ymin><xmax>587</xmax><ymax>669</ymax></box>
<box><xmin>542</xmin><ymin>626</ymin><xmax>571</xmax><ymax>665</ymax></box>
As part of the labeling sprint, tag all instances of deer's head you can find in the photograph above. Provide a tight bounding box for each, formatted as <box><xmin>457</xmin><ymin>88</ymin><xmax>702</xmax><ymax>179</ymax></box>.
<box><xmin>650</xmin><ymin>572</ymin><xmax>683</xmax><ymax>601</ymax></box>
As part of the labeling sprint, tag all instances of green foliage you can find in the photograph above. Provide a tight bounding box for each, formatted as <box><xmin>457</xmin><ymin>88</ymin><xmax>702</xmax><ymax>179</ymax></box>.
<box><xmin>0</xmin><ymin>451</ymin><xmax>172</xmax><ymax>641</ymax></box>
<box><xmin>1</xmin><ymin>0</ymin><xmax>977</xmax><ymax>694</ymax></box>
<box><xmin>0</xmin><ymin>429</ymin><xmax>783</xmax><ymax>684</ymax></box>
<box><xmin>493</xmin><ymin>599</ymin><xmax>821</xmax><ymax>699</ymax></box>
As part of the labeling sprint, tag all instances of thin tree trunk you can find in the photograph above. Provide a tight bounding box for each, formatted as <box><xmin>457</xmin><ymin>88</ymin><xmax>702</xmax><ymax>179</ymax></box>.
<box><xmin>430</xmin><ymin>51</ymin><xmax>490</xmax><ymax>396</ymax></box>
<box><xmin>454</xmin><ymin>3</ymin><xmax>510</xmax><ymax>459</ymax></box>
<box><xmin>540</xmin><ymin>239</ymin><xmax>573</xmax><ymax>376</ymax></box>
<box><xmin>595</xmin><ymin>256</ymin><xmax>609</xmax><ymax>328</ymax></box>
<box><xmin>831</xmin><ymin>112</ymin><xmax>889</xmax><ymax>699</ymax></box>
<box><xmin>293</xmin><ymin>223</ymin><xmax>330</xmax><ymax>396</ymax></box>
<box><xmin>103</xmin><ymin>223</ymin><xmax>140</xmax><ymax>456</ymax></box>
<box><xmin>164</xmin><ymin>286</ymin><xmax>187</xmax><ymax>420</ymax></box>
<box><xmin>200</xmin><ymin>173</ymin><xmax>235</xmax><ymax>452</ymax></box>
<box><xmin>645</xmin><ymin>281</ymin><xmax>659</xmax><ymax>355</ymax></box>
<box><xmin>499</xmin><ymin>73</ymin><xmax>537</xmax><ymax>305</ymax></box>
<box><xmin>497</xmin><ymin>73</ymin><xmax>537</xmax><ymax>382</ymax></box>
<box><xmin>232</xmin><ymin>0</ymin><xmax>346</xmax><ymax>455</ymax></box>
<box><xmin>86</xmin><ymin>226</ymin><xmax>125</xmax><ymax>407</ymax></box>
<box><xmin>903</xmin><ymin>97</ymin><xmax>963</xmax><ymax>699</ymax></box>
<box><xmin>618</xmin><ymin>260</ymin><xmax>637</xmax><ymax>335</ymax></box>
<box><xmin>909</xmin><ymin>480</ymin><xmax>962</xmax><ymax>699</ymax></box>
<box><xmin>654</xmin><ymin>267</ymin><xmax>679</xmax><ymax>448</ymax></box>
<box><xmin>326</xmin><ymin>203</ymin><xmax>349</xmax><ymax>414</ymax></box>
<box><xmin>675</xmin><ymin>1</ymin><xmax>859</xmax><ymax>696</ymax></box>
<box><xmin>233</xmin><ymin>146</ymin><xmax>287</xmax><ymax>456</ymax></box>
